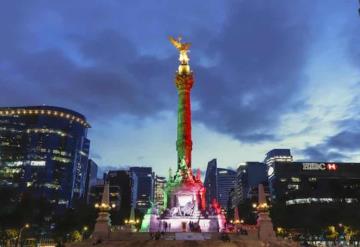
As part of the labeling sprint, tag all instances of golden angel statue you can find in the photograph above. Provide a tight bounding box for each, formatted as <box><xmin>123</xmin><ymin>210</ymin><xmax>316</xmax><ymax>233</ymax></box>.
<box><xmin>169</xmin><ymin>36</ymin><xmax>191</xmax><ymax>74</ymax></box>
<box><xmin>169</xmin><ymin>36</ymin><xmax>191</xmax><ymax>52</ymax></box>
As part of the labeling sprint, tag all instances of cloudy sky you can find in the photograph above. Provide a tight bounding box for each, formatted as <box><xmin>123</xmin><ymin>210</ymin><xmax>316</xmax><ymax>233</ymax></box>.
<box><xmin>1</xmin><ymin>0</ymin><xmax>360</xmax><ymax>177</ymax></box>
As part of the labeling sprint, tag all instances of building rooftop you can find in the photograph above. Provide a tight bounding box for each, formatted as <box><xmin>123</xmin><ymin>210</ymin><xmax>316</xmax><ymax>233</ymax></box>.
<box><xmin>0</xmin><ymin>105</ymin><xmax>90</xmax><ymax>128</ymax></box>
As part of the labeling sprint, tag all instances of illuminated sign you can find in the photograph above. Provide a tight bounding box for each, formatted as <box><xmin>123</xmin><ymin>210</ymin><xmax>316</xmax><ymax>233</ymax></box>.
<box><xmin>327</xmin><ymin>163</ymin><xmax>337</xmax><ymax>170</ymax></box>
<box><xmin>30</xmin><ymin>161</ymin><xmax>46</xmax><ymax>167</ymax></box>
<box><xmin>302</xmin><ymin>163</ymin><xmax>337</xmax><ymax>171</ymax></box>
<box><xmin>267</xmin><ymin>166</ymin><xmax>274</xmax><ymax>177</ymax></box>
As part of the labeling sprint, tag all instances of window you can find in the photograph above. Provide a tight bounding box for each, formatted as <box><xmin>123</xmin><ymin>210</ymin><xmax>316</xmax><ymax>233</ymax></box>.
<box><xmin>287</xmin><ymin>184</ymin><xmax>299</xmax><ymax>190</ymax></box>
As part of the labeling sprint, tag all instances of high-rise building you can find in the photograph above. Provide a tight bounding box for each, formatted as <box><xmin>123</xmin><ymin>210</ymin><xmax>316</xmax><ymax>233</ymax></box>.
<box><xmin>229</xmin><ymin>162</ymin><xmax>268</xmax><ymax>210</ymax></box>
<box><xmin>265</xmin><ymin>149</ymin><xmax>293</xmax><ymax>197</ymax></box>
<box><xmin>268</xmin><ymin>161</ymin><xmax>360</xmax><ymax>229</ymax></box>
<box><xmin>204</xmin><ymin>159</ymin><xmax>236</xmax><ymax>209</ymax></box>
<box><xmin>204</xmin><ymin>159</ymin><xmax>218</xmax><ymax>206</ymax></box>
<box><xmin>217</xmin><ymin>168</ymin><xmax>236</xmax><ymax>209</ymax></box>
<box><xmin>154</xmin><ymin>175</ymin><xmax>166</xmax><ymax>208</ymax></box>
<box><xmin>0</xmin><ymin>106</ymin><xmax>90</xmax><ymax>207</ymax></box>
<box><xmin>106</xmin><ymin>170</ymin><xmax>132</xmax><ymax>211</ymax></box>
<box><xmin>84</xmin><ymin>159</ymin><xmax>98</xmax><ymax>203</ymax></box>
<box><xmin>88</xmin><ymin>183</ymin><xmax>121</xmax><ymax>210</ymax></box>
<box><xmin>239</xmin><ymin>162</ymin><xmax>267</xmax><ymax>201</ymax></box>
<box><xmin>129</xmin><ymin>167</ymin><xmax>154</xmax><ymax>213</ymax></box>
<box><xmin>269</xmin><ymin>161</ymin><xmax>360</xmax><ymax>204</ymax></box>
<box><xmin>229</xmin><ymin>164</ymin><xmax>246</xmax><ymax>210</ymax></box>
<box><xmin>265</xmin><ymin>149</ymin><xmax>293</xmax><ymax>173</ymax></box>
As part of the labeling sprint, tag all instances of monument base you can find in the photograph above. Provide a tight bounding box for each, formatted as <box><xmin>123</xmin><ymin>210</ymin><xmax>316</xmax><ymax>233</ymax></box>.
<box><xmin>257</xmin><ymin>212</ymin><xmax>276</xmax><ymax>241</ymax></box>
<box><xmin>143</xmin><ymin>215</ymin><xmax>223</xmax><ymax>233</ymax></box>
<box><xmin>92</xmin><ymin>212</ymin><xmax>111</xmax><ymax>240</ymax></box>
<box><xmin>155</xmin><ymin>216</ymin><xmax>219</xmax><ymax>232</ymax></box>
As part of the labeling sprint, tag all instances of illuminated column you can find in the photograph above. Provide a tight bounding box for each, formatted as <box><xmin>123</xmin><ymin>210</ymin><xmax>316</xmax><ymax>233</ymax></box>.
<box><xmin>169</xmin><ymin>36</ymin><xmax>194</xmax><ymax>171</ymax></box>
<box><xmin>175</xmin><ymin>73</ymin><xmax>194</xmax><ymax>169</ymax></box>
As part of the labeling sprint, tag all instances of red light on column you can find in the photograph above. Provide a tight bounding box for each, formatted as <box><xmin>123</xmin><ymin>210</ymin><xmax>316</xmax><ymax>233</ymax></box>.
<box><xmin>327</xmin><ymin>163</ymin><xmax>337</xmax><ymax>171</ymax></box>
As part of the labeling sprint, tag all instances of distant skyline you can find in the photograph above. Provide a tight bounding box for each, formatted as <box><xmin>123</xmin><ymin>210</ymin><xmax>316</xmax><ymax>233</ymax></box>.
<box><xmin>1</xmin><ymin>1</ymin><xmax>360</xmax><ymax>177</ymax></box>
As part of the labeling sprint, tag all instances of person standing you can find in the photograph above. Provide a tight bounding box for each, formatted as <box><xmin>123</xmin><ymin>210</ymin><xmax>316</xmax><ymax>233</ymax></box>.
<box><xmin>164</xmin><ymin>221</ymin><xmax>168</xmax><ymax>232</ymax></box>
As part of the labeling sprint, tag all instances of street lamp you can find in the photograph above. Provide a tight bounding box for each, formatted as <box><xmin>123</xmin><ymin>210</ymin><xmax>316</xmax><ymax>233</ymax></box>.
<box><xmin>15</xmin><ymin>224</ymin><xmax>30</xmax><ymax>247</ymax></box>
<box><xmin>256</xmin><ymin>202</ymin><xmax>269</xmax><ymax>212</ymax></box>
<box><xmin>82</xmin><ymin>226</ymin><xmax>88</xmax><ymax>240</ymax></box>
<box><xmin>95</xmin><ymin>202</ymin><xmax>111</xmax><ymax>211</ymax></box>
<box><xmin>124</xmin><ymin>218</ymin><xmax>140</xmax><ymax>231</ymax></box>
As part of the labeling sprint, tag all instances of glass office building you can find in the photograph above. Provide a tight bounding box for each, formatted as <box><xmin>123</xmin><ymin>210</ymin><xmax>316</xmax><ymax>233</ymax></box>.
<box><xmin>270</xmin><ymin>161</ymin><xmax>360</xmax><ymax>204</ymax></box>
<box><xmin>204</xmin><ymin>159</ymin><xmax>237</xmax><ymax>210</ymax></box>
<box><xmin>0</xmin><ymin>106</ymin><xmax>91</xmax><ymax>207</ymax></box>
<box><xmin>129</xmin><ymin>167</ymin><xmax>154</xmax><ymax>213</ymax></box>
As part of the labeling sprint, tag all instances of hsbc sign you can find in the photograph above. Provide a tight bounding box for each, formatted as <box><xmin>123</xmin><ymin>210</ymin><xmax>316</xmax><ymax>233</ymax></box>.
<box><xmin>327</xmin><ymin>163</ymin><xmax>337</xmax><ymax>170</ymax></box>
<box><xmin>302</xmin><ymin>163</ymin><xmax>337</xmax><ymax>171</ymax></box>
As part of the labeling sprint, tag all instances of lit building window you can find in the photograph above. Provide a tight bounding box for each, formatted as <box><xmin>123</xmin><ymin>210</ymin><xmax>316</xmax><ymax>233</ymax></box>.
<box><xmin>287</xmin><ymin>184</ymin><xmax>299</xmax><ymax>190</ymax></box>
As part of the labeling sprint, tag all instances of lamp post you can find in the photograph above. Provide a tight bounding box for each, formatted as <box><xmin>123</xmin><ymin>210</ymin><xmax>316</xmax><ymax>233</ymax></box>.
<box><xmin>15</xmin><ymin>224</ymin><xmax>30</xmax><ymax>247</ymax></box>
<box><xmin>256</xmin><ymin>202</ymin><xmax>269</xmax><ymax>212</ymax></box>
<box><xmin>82</xmin><ymin>226</ymin><xmax>88</xmax><ymax>240</ymax></box>
<box><xmin>124</xmin><ymin>219</ymin><xmax>140</xmax><ymax>231</ymax></box>
<box><xmin>233</xmin><ymin>219</ymin><xmax>244</xmax><ymax>225</ymax></box>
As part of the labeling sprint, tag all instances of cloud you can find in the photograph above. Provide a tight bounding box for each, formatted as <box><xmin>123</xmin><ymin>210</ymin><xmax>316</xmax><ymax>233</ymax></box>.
<box><xmin>301</xmin><ymin>145</ymin><xmax>349</xmax><ymax>161</ymax></box>
<box><xmin>0</xmin><ymin>1</ymin><xmax>316</xmax><ymax>145</ymax></box>
<box><xmin>90</xmin><ymin>152</ymin><xmax>102</xmax><ymax>161</ymax></box>
<box><xmin>1</xmin><ymin>0</ymin><xmax>222</xmax><ymax>120</ymax></box>
<box><xmin>326</xmin><ymin>131</ymin><xmax>360</xmax><ymax>151</ymax></box>
<box><xmin>347</xmin><ymin>21</ymin><xmax>360</xmax><ymax>68</ymax></box>
<box><xmin>302</xmin><ymin>127</ymin><xmax>360</xmax><ymax>161</ymax></box>
<box><xmin>0</xmin><ymin>31</ymin><xmax>176</xmax><ymax>120</ymax></box>
<box><xmin>192</xmin><ymin>0</ymin><xmax>312</xmax><ymax>142</ymax></box>
<box><xmin>301</xmin><ymin>91</ymin><xmax>360</xmax><ymax>161</ymax></box>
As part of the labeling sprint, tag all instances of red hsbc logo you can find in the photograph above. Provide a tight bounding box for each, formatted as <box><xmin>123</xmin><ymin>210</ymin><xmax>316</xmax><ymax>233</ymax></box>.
<box><xmin>327</xmin><ymin>163</ymin><xmax>337</xmax><ymax>170</ymax></box>
<box><xmin>302</xmin><ymin>163</ymin><xmax>338</xmax><ymax>171</ymax></box>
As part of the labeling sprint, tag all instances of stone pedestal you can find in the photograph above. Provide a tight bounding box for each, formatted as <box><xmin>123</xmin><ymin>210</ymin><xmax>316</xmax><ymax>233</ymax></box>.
<box><xmin>93</xmin><ymin>211</ymin><xmax>111</xmax><ymax>240</ymax></box>
<box><xmin>257</xmin><ymin>212</ymin><xmax>276</xmax><ymax>241</ymax></box>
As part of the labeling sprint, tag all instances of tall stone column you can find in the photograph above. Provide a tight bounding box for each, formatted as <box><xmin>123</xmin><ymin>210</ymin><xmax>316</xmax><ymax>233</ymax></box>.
<box><xmin>175</xmin><ymin>73</ymin><xmax>194</xmax><ymax>170</ymax></box>
<box><xmin>169</xmin><ymin>36</ymin><xmax>194</xmax><ymax>172</ymax></box>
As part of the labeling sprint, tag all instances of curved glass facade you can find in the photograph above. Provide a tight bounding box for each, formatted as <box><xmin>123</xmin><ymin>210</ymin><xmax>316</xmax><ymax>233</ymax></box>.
<box><xmin>0</xmin><ymin>106</ymin><xmax>90</xmax><ymax>207</ymax></box>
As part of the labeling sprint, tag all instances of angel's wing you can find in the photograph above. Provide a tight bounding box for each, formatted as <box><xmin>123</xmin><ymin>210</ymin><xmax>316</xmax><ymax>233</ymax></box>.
<box><xmin>169</xmin><ymin>36</ymin><xmax>182</xmax><ymax>50</ymax></box>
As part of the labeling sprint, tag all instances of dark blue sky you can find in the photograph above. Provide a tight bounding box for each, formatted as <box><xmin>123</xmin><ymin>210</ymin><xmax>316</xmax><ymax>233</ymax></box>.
<box><xmin>1</xmin><ymin>1</ymin><xmax>360</xmax><ymax>176</ymax></box>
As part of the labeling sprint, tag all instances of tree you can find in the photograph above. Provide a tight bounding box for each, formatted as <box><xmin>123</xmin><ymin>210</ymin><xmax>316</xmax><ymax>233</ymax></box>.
<box><xmin>69</xmin><ymin>230</ymin><xmax>82</xmax><ymax>242</ymax></box>
<box><xmin>53</xmin><ymin>201</ymin><xmax>97</xmax><ymax>243</ymax></box>
<box><xmin>0</xmin><ymin>228</ymin><xmax>18</xmax><ymax>246</ymax></box>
